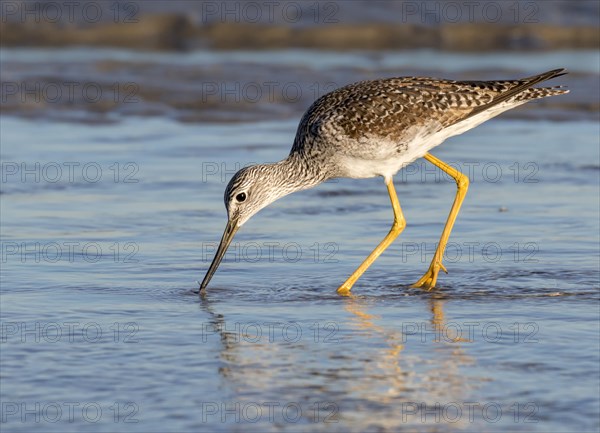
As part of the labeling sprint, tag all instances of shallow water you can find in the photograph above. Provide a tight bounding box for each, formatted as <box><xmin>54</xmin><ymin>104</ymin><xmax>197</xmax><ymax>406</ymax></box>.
<box><xmin>1</xmin><ymin>48</ymin><xmax>598</xmax><ymax>124</ymax></box>
<box><xmin>1</xmin><ymin>48</ymin><xmax>599</xmax><ymax>432</ymax></box>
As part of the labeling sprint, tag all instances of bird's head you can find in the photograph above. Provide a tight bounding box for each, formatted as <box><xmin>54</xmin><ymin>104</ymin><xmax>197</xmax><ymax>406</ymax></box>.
<box><xmin>200</xmin><ymin>164</ymin><xmax>287</xmax><ymax>291</ymax></box>
<box><xmin>224</xmin><ymin>165</ymin><xmax>277</xmax><ymax>227</ymax></box>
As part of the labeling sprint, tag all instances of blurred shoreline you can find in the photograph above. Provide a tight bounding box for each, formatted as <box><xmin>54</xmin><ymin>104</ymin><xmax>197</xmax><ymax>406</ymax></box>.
<box><xmin>2</xmin><ymin>14</ymin><xmax>598</xmax><ymax>52</ymax></box>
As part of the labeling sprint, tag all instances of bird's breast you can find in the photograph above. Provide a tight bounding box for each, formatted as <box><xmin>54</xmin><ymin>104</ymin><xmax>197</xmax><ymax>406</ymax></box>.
<box><xmin>329</xmin><ymin>126</ymin><xmax>438</xmax><ymax>179</ymax></box>
<box><xmin>334</xmin><ymin>154</ymin><xmax>411</xmax><ymax>179</ymax></box>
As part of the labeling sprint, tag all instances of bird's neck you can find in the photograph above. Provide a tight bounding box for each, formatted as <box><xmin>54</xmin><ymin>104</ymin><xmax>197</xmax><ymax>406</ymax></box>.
<box><xmin>266</xmin><ymin>152</ymin><xmax>329</xmax><ymax>200</ymax></box>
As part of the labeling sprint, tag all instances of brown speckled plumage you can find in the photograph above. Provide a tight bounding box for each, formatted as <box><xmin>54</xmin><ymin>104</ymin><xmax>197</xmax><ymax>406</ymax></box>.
<box><xmin>289</xmin><ymin>69</ymin><xmax>568</xmax><ymax>180</ymax></box>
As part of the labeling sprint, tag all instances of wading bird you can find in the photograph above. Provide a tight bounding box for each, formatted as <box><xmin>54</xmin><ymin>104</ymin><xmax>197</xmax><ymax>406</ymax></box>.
<box><xmin>200</xmin><ymin>69</ymin><xmax>568</xmax><ymax>295</ymax></box>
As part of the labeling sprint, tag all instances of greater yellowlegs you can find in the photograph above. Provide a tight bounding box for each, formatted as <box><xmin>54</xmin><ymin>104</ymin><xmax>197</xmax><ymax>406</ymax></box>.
<box><xmin>200</xmin><ymin>69</ymin><xmax>568</xmax><ymax>294</ymax></box>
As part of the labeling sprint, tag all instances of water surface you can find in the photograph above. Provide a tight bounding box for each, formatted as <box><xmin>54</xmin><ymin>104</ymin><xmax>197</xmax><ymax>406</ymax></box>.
<box><xmin>1</xmin><ymin>49</ymin><xmax>599</xmax><ymax>432</ymax></box>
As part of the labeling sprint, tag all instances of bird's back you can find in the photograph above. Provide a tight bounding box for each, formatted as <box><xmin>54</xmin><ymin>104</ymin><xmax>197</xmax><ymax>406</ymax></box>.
<box><xmin>290</xmin><ymin>70</ymin><xmax>568</xmax><ymax>179</ymax></box>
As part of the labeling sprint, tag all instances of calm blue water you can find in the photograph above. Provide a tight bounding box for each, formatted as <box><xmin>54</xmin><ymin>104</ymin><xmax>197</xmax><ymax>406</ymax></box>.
<box><xmin>1</xmin><ymin>49</ymin><xmax>599</xmax><ymax>432</ymax></box>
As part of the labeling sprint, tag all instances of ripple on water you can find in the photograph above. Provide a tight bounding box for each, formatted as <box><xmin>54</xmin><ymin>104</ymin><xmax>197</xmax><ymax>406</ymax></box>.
<box><xmin>182</xmin><ymin>265</ymin><xmax>599</xmax><ymax>305</ymax></box>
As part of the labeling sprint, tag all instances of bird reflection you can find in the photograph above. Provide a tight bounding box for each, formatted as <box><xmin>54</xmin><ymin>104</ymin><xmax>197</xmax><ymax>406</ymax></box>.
<box><xmin>198</xmin><ymin>291</ymin><xmax>477</xmax><ymax>429</ymax></box>
<box><xmin>342</xmin><ymin>292</ymin><xmax>476</xmax><ymax>428</ymax></box>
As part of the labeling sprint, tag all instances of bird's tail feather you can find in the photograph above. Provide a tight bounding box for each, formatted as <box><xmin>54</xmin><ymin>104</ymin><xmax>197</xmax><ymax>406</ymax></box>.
<box><xmin>467</xmin><ymin>68</ymin><xmax>568</xmax><ymax>118</ymax></box>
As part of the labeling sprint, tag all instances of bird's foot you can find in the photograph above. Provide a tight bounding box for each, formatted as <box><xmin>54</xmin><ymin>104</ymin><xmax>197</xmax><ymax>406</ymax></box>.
<box><xmin>410</xmin><ymin>261</ymin><xmax>447</xmax><ymax>291</ymax></box>
<box><xmin>336</xmin><ymin>283</ymin><xmax>353</xmax><ymax>296</ymax></box>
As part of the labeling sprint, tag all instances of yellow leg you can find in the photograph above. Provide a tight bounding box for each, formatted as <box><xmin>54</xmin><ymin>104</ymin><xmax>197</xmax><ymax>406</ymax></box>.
<box><xmin>411</xmin><ymin>153</ymin><xmax>469</xmax><ymax>290</ymax></box>
<box><xmin>337</xmin><ymin>178</ymin><xmax>406</xmax><ymax>295</ymax></box>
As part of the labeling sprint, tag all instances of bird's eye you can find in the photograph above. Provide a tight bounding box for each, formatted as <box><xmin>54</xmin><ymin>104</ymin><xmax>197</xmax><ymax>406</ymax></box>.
<box><xmin>236</xmin><ymin>192</ymin><xmax>247</xmax><ymax>202</ymax></box>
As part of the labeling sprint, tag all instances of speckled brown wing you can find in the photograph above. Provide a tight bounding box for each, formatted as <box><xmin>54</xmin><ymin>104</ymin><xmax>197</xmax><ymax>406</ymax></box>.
<box><xmin>292</xmin><ymin>69</ymin><xmax>567</xmax><ymax>158</ymax></box>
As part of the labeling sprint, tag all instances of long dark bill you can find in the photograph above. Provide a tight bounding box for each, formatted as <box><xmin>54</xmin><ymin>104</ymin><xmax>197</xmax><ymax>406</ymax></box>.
<box><xmin>200</xmin><ymin>218</ymin><xmax>239</xmax><ymax>292</ymax></box>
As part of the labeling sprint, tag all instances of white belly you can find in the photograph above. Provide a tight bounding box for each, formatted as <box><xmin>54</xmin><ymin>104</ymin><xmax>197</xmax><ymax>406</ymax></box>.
<box><xmin>336</xmin><ymin>100</ymin><xmax>525</xmax><ymax>181</ymax></box>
